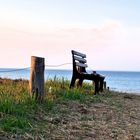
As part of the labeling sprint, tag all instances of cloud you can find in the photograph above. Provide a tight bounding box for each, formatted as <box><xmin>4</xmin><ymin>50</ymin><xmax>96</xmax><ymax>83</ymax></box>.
<box><xmin>1</xmin><ymin>20</ymin><xmax>138</xmax><ymax>71</ymax></box>
<box><xmin>0</xmin><ymin>21</ymin><xmax>122</xmax><ymax>67</ymax></box>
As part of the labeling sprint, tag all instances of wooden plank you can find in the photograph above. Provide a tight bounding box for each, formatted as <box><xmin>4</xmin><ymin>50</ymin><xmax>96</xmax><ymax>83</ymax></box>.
<box><xmin>72</xmin><ymin>50</ymin><xmax>86</xmax><ymax>58</ymax></box>
<box><xmin>74</xmin><ymin>56</ymin><xmax>87</xmax><ymax>63</ymax></box>
<box><xmin>76</xmin><ymin>62</ymin><xmax>88</xmax><ymax>67</ymax></box>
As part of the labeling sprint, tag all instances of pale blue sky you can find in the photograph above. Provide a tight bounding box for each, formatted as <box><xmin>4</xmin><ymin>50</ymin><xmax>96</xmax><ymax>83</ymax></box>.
<box><xmin>0</xmin><ymin>0</ymin><xmax>140</xmax><ymax>71</ymax></box>
<box><xmin>1</xmin><ymin>0</ymin><xmax>140</xmax><ymax>26</ymax></box>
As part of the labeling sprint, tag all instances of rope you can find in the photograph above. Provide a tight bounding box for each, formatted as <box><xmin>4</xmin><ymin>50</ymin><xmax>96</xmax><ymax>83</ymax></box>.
<box><xmin>45</xmin><ymin>63</ymin><xmax>72</xmax><ymax>67</ymax></box>
<box><xmin>0</xmin><ymin>67</ymin><xmax>30</xmax><ymax>73</ymax></box>
<box><xmin>0</xmin><ymin>63</ymin><xmax>72</xmax><ymax>73</ymax></box>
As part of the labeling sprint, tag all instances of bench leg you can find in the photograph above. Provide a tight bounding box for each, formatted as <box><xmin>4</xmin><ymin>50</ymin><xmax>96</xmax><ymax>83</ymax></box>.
<box><xmin>70</xmin><ymin>76</ymin><xmax>76</xmax><ymax>88</ymax></box>
<box><xmin>99</xmin><ymin>79</ymin><xmax>104</xmax><ymax>92</ymax></box>
<box><xmin>76</xmin><ymin>79</ymin><xmax>83</xmax><ymax>87</ymax></box>
<box><xmin>94</xmin><ymin>79</ymin><xmax>100</xmax><ymax>95</ymax></box>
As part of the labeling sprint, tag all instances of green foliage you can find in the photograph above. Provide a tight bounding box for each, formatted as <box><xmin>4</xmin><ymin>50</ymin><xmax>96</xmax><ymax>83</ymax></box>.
<box><xmin>60</xmin><ymin>88</ymin><xmax>87</xmax><ymax>102</ymax></box>
<box><xmin>0</xmin><ymin>116</ymin><xmax>30</xmax><ymax>133</ymax></box>
<box><xmin>45</xmin><ymin>77</ymin><xmax>95</xmax><ymax>103</ymax></box>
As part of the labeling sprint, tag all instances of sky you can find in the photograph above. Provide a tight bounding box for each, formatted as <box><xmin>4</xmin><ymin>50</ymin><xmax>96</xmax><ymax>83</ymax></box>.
<box><xmin>0</xmin><ymin>0</ymin><xmax>140</xmax><ymax>71</ymax></box>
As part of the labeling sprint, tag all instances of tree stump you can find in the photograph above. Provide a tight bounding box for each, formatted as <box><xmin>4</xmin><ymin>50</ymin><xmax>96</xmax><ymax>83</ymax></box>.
<box><xmin>29</xmin><ymin>56</ymin><xmax>45</xmax><ymax>102</ymax></box>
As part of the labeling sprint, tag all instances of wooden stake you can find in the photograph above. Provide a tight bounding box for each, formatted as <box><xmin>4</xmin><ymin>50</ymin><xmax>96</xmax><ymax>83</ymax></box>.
<box><xmin>29</xmin><ymin>56</ymin><xmax>45</xmax><ymax>102</ymax></box>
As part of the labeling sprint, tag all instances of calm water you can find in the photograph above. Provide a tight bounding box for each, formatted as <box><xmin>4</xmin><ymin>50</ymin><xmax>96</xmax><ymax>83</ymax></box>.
<box><xmin>0</xmin><ymin>68</ymin><xmax>140</xmax><ymax>94</ymax></box>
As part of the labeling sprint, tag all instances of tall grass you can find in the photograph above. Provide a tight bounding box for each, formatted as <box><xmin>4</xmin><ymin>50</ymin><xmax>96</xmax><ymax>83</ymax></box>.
<box><xmin>0</xmin><ymin>79</ymin><xmax>54</xmax><ymax>134</ymax></box>
<box><xmin>45</xmin><ymin>77</ymin><xmax>96</xmax><ymax>102</ymax></box>
<box><xmin>0</xmin><ymin>77</ymin><xmax>107</xmax><ymax>135</ymax></box>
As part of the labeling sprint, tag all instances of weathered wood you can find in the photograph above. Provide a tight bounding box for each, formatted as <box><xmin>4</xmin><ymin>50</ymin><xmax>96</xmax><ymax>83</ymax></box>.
<box><xmin>72</xmin><ymin>50</ymin><xmax>86</xmax><ymax>58</ymax></box>
<box><xmin>29</xmin><ymin>56</ymin><xmax>45</xmax><ymax>102</ymax></box>
<box><xmin>75</xmin><ymin>62</ymin><xmax>88</xmax><ymax>68</ymax></box>
<box><xmin>74</xmin><ymin>56</ymin><xmax>87</xmax><ymax>63</ymax></box>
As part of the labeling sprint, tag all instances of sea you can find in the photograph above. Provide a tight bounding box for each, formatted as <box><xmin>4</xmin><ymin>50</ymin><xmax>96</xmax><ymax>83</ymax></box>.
<box><xmin>0</xmin><ymin>68</ymin><xmax>140</xmax><ymax>94</ymax></box>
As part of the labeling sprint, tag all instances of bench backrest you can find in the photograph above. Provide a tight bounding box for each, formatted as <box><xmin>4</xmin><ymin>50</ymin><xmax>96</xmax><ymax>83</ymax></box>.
<box><xmin>71</xmin><ymin>50</ymin><xmax>88</xmax><ymax>73</ymax></box>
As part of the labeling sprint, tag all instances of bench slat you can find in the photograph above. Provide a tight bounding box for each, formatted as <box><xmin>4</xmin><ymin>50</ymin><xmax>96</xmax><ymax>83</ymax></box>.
<box><xmin>72</xmin><ymin>50</ymin><xmax>86</xmax><ymax>58</ymax></box>
<box><xmin>76</xmin><ymin>62</ymin><xmax>88</xmax><ymax>68</ymax></box>
<box><xmin>74</xmin><ymin>56</ymin><xmax>87</xmax><ymax>63</ymax></box>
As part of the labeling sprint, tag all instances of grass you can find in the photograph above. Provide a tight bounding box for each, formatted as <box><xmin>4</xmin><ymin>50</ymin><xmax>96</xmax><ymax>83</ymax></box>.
<box><xmin>0</xmin><ymin>79</ymin><xmax>55</xmax><ymax>135</ymax></box>
<box><xmin>1</xmin><ymin>77</ymin><xmax>139</xmax><ymax>139</ymax></box>
<box><xmin>0</xmin><ymin>78</ymin><xmax>100</xmax><ymax>135</ymax></box>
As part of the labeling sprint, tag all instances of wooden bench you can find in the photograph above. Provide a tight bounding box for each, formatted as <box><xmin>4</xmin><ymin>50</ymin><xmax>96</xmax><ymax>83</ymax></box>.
<box><xmin>70</xmin><ymin>50</ymin><xmax>105</xmax><ymax>94</ymax></box>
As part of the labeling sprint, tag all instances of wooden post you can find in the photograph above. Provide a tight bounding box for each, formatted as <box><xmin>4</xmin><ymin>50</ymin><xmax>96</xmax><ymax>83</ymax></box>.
<box><xmin>29</xmin><ymin>56</ymin><xmax>45</xmax><ymax>102</ymax></box>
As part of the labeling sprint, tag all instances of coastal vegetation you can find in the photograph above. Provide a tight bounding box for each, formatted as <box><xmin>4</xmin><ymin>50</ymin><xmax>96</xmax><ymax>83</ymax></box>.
<box><xmin>0</xmin><ymin>78</ymin><xmax>140</xmax><ymax>139</ymax></box>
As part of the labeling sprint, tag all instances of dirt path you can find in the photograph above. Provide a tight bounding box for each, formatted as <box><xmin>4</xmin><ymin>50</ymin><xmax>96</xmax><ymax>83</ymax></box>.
<box><xmin>43</xmin><ymin>93</ymin><xmax>140</xmax><ymax>140</ymax></box>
